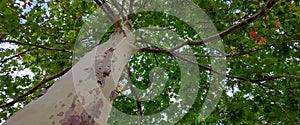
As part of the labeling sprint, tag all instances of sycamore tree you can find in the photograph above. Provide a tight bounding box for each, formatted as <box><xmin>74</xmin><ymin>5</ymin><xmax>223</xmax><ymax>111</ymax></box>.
<box><xmin>1</xmin><ymin>0</ymin><xmax>300</xmax><ymax>124</ymax></box>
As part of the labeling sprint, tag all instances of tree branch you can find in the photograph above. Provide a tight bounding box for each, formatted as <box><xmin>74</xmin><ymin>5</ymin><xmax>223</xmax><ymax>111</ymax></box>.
<box><xmin>94</xmin><ymin>0</ymin><xmax>116</xmax><ymax>22</ymax></box>
<box><xmin>139</xmin><ymin>0</ymin><xmax>148</xmax><ymax>9</ymax></box>
<box><xmin>129</xmin><ymin>0</ymin><xmax>134</xmax><ymax>14</ymax></box>
<box><xmin>176</xmin><ymin>53</ymin><xmax>300</xmax><ymax>83</ymax></box>
<box><xmin>0</xmin><ymin>48</ymin><xmax>35</xmax><ymax>66</ymax></box>
<box><xmin>100</xmin><ymin>0</ymin><xmax>116</xmax><ymax>15</ymax></box>
<box><xmin>257</xmin><ymin>84</ymin><xmax>291</xmax><ymax>120</ymax></box>
<box><xmin>169</xmin><ymin>0</ymin><xmax>279</xmax><ymax>51</ymax></box>
<box><xmin>181</xmin><ymin>42</ymin><xmax>276</xmax><ymax>58</ymax></box>
<box><xmin>112</xmin><ymin>0</ymin><xmax>127</xmax><ymax>19</ymax></box>
<box><xmin>126</xmin><ymin>66</ymin><xmax>142</xmax><ymax>125</ymax></box>
<box><xmin>138</xmin><ymin>48</ymin><xmax>300</xmax><ymax>83</ymax></box>
<box><xmin>0</xmin><ymin>66</ymin><xmax>72</xmax><ymax>109</ymax></box>
<box><xmin>0</xmin><ymin>39</ymin><xmax>72</xmax><ymax>53</ymax></box>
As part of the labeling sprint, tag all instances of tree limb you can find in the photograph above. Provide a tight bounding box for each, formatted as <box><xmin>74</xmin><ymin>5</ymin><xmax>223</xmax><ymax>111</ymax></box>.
<box><xmin>112</xmin><ymin>0</ymin><xmax>127</xmax><ymax>19</ymax></box>
<box><xmin>0</xmin><ymin>39</ymin><xmax>72</xmax><ymax>53</ymax></box>
<box><xmin>175</xmin><ymin>53</ymin><xmax>300</xmax><ymax>83</ymax></box>
<box><xmin>0</xmin><ymin>66</ymin><xmax>72</xmax><ymax>109</ymax></box>
<box><xmin>169</xmin><ymin>0</ymin><xmax>279</xmax><ymax>51</ymax></box>
<box><xmin>138</xmin><ymin>48</ymin><xmax>300</xmax><ymax>83</ymax></box>
<box><xmin>129</xmin><ymin>0</ymin><xmax>134</xmax><ymax>14</ymax></box>
<box><xmin>126</xmin><ymin>65</ymin><xmax>142</xmax><ymax>125</ymax></box>
<box><xmin>181</xmin><ymin>42</ymin><xmax>276</xmax><ymax>58</ymax></box>
<box><xmin>139</xmin><ymin>0</ymin><xmax>148</xmax><ymax>9</ymax></box>
<box><xmin>0</xmin><ymin>48</ymin><xmax>35</xmax><ymax>66</ymax></box>
<box><xmin>257</xmin><ymin>84</ymin><xmax>292</xmax><ymax>120</ymax></box>
<box><xmin>94</xmin><ymin>0</ymin><xmax>116</xmax><ymax>22</ymax></box>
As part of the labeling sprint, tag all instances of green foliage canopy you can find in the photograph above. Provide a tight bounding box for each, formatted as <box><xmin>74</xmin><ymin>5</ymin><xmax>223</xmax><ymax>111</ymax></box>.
<box><xmin>0</xmin><ymin>0</ymin><xmax>299</xmax><ymax>124</ymax></box>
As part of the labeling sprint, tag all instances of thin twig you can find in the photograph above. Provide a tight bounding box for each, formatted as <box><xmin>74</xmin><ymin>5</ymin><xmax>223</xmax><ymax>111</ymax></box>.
<box><xmin>0</xmin><ymin>39</ymin><xmax>71</xmax><ymax>53</ymax></box>
<box><xmin>174</xmin><ymin>53</ymin><xmax>300</xmax><ymax>82</ymax></box>
<box><xmin>126</xmin><ymin>66</ymin><xmax>142</xmax><ymax>125</ymax></box>
<box><xmin>122</xmin><ymin>0</ymin><xmax>128</xmax><ymax>15</ymax></box>
<box><xmin>169</xmin><ymin>0</ymin><xmax>279</xmax><ymax>51</ymax></box>
<box><xmin>181</xmin><ymin>42</ymin><xmax>276</xmax><ymax>58</ymax></box>
<box><xmin>257</xmin><ymin>84</ymin><xmax>292</xmax><ymax>120</ymax></box>
<box><xmin>0</xmin><ymin>48</ymin><xmax>35</xmax><ymax>65</ymax></box>
<box><xmin>141</xmin><ymin>27</ymin><xmax>176</xmax><ymax>32</ymax></box>
<box><xmin>0</xmin><ymin>66</ymin><xmax>72</xmax><ymax>109</ymax></box>
<box><xmin>138</xmin><ymin>48</ymin><xmax>300</xmax><ymax>83</ymax></box>
<box><xmin>179</xmin><ymin>54</ymin><xmax>300</xmax><ymax>83</ymax></box>
<box><xmin>139</xmin><ymin>0</ymin><xmax>148</xmax><ymax>9</ymax></box>
<box><xmin>112</xmin><ymin>0</ymin><xmax>127</xmax><ymax>19</ymax></box>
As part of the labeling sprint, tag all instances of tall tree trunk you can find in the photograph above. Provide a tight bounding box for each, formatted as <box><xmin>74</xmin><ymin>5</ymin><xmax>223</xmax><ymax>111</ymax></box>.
<box><xmin>4</xmin><ymin>22</ymin><xmax>136</xmax><ymax>125</ymax></box>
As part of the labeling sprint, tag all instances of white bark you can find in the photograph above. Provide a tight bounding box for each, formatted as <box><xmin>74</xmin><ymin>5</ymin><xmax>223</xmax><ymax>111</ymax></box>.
<box><xmin>5</xmin><ymin>23</ymin><xmax>136</xmax><ymax>125</ymax></box>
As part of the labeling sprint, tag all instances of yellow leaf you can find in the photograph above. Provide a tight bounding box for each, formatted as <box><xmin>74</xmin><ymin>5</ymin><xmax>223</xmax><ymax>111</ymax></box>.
<box><xmin>230</xmin><ymin>46</ymin><xmax>236</xmax><ymax>50</ymax></box>
<box><xmin>265</xmin><ymin>16</ymin><xmax>269</xmax><ymax>19</ymax></box>
<box><xmin>245</xmin><ymin>54</ymin><xmax>250</xmax><ymax>58</ymax></box>
<box><xmin>230</xmin><ymin>46</ymin><xmax>236</xmax><ymax>54</ymax></box>
<box><xmin>275</xmin><ymin>20</ymin><xmax>280</xmax><ymax>27</ymax></box>
<box><xmin>116</xmin><ymin>84</ymin><xmax>122</xmax><ymax>92</ymax></box>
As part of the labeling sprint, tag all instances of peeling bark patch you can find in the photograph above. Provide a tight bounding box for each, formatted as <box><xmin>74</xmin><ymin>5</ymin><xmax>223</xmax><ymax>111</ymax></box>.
<box><xmin>107</xmin><ymin>47</ymin><xmax>115</xmax><ymax>53</ymax></box>
<box><xmin>67</xmin><ymin>92</ymin><xmax>73</xmax><ymax>98</ymax></box>
<box><xmin>57</xmin><ymin>112</ymin><xmax>64</xmax><ymax>116</ymax></box>
<box><xmin>88</xmin><ymin>88</ymin><xmax>100</xmax><ymax>95</ymax></box>
<box><xmin>70</xmin><ymin>98</ymin><xmax>76</xmax><ymax>109</ymax></box>
<box><xmin>97</xmin><ymin>79</ymin><xmax>104</xmax><ymax>86</ymax></box>
<box><xmin>86</xmin><ymin>98</ymin><xmax>104</xmax><ymax>119</ymax></box>
<box><xmin>95</xmin><ymin>47</ymin><xmax>116</xmax><ymax>87</ymax></box>
<box><xmin>61</xmin><ymin>113</ymin><xmax>97</xmax><ymax>125</ymax></box>
<box><xmin>62</xmin><ymin>115</ymin><xmax>81</xmax><ymax>125</ymax></box>
<box><xmin>102</xmin><ymin>70</ymin><xmax>111</xmax><ymax>77</ymax></box>
<box><xmin>59</xmin><ymin>96</ymin><xmax>97</xmax><ymax>125</ymax></box>
<box><xmin>109</xmin><ymin>90</ymin><xmax>119</xmax><ymax>101</ymax></box>
<box><xmin>49</xmin><ymin>115</ymin><xmax>54</xmax><ymax>119</ymax></box>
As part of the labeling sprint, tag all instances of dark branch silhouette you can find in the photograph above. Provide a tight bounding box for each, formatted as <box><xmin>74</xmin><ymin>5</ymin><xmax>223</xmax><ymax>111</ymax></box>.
<box><xmin>169</xmin><ymin>0</ymin><xmax>279</xmax><ymax>51</ymax></box>
<box><xmin>0</xmin><ymin>39</ymin><xmax>71</xmax><ymax>53</ymax></box>
<box><xmin>94</xmin><ymin>0</ymin><xmax>116</xmax><ymax>22</ymax></box>
<box><xmin>138</xmin><ymin>48</ymin><xmax>300</xmax><ymax>83</ymax></box>
<box><xmin>0</xmin><ymin>48</ymin><xmax>35</xmax><ymax>66</ymax></box>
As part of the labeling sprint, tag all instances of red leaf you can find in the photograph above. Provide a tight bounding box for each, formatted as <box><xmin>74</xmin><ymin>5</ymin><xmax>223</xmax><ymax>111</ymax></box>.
<box><xmin>257</xmin><ymin>37</ymin><xmax>267</xmax><ymax>46</ymax></box>
<box><xmin>249</xmin><ymin>27</ymin><xmax>259</xmax><ymax>39</ymax></box>
<box><xmin>22</xmin><ymin>2</ymin><xmax>27</xmax><ymax>9</ymax></box>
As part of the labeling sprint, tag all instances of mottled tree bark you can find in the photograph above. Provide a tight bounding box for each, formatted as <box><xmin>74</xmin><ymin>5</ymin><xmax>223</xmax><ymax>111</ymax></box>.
<box><xmin>5</xmin><ymin>22</ymin><xmax>136</xmax><ymax>125</ymax></box>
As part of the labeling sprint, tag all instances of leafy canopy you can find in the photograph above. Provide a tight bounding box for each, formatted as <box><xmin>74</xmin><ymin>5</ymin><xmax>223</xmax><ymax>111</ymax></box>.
<box><xmin>0</xmin><ymin>0</ymin><xmax>299</xmax><ymax>124</ymax></box>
